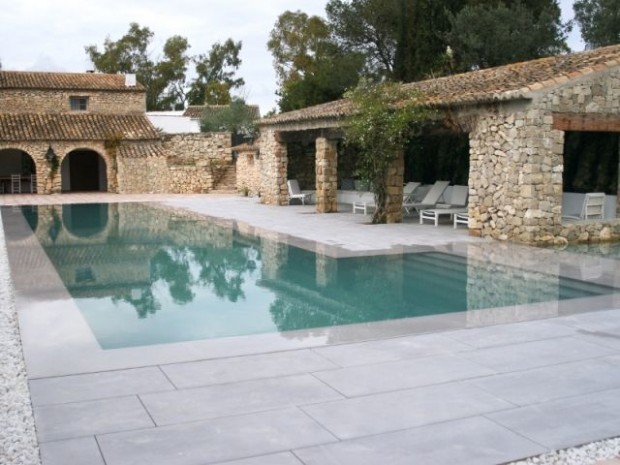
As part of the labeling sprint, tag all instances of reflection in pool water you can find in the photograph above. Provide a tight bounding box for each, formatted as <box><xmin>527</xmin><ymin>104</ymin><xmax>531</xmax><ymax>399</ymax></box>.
<box><xmin>9</xmin><ymin>203</ymin><xmax>619</xmax><ymax>349</ymax></box>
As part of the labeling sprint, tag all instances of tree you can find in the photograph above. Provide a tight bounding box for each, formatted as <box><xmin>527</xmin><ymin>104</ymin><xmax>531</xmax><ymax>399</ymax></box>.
<box><xmin>393</xmin><ymin>0</ymin><xmax>467</xmax><ymax>81</ymax></box>
<box><xmin>343</xmin><ymin>80</ymin><xmax>435</xmax><ymax>224</ymax></box>
<box><xmin>200</xmin><ymin>97</ymin><xmax>257</xmax><ymax>140</ymax></box>
<box><xmin>187</xmin><ymin>39</ymin><xmax>244</xmax><ymax>105</ymax></box>
<box><xmin>574</xmin><ymin>0</ymin><xmax>620</xmax><ymax>48</ymax></box>
<box><xmin>268</xmin><ymin>10</ymin><xmax>363</xmax><ymax>111</ymax></box>
<box><xmin>325</xmin><ymin>0</ymin><xmax>567</xmax><ymax>81</ymax></box>
<box><xmin>326</xmin><ymin>0</ymin><xmax>400</xmax><ymax>79</ymax></box>
<box><xmin>85</xmin><ymin>23</ymin><xmax>161</xmax><ymax>109</ymax></box>
<box><xmin>446</xmin><ymin>1</ymin><xmax>569</xmax><ymax>71</ymax></box>
<box><xmin>86</xmin><ymin>24</ymin><xmax>244</xmax><ymax>110</ymax></box>
<box><xmin>156</xmin><ymin>35</ymin><xmax>192</xmax><ymax>110</ymax></box>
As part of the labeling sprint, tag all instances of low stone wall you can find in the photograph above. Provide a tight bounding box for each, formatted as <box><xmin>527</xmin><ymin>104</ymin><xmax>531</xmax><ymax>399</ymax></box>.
<box><xmin>162</xmin><ymin>132</ymin><xmax>232</xmax><ymax>194</ymax></box>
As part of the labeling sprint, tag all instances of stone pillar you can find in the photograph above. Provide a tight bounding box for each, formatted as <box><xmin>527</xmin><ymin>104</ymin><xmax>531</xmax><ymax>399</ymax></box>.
<box><xmin>315</xmin><ymin>137</ymin><xmax>338</xmax><ymax>213</ymax></box>
<box><xmin>259</xmin><ymin>129</ymin><xmax>288</xmax><ymax>205</ymax></box>
<box><xmin>384</xmin><ymin>149</ymin><xmax>405</xmax><ymax>223</ymax></box>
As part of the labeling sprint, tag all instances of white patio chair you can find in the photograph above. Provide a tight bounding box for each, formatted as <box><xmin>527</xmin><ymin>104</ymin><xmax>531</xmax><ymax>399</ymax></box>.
<box><xmin>287</xmin><ymin>179</ymin><xmax>313</xmax><ymax>205</ymax></box>
<box><xmin>403</xmin><ymin>180</ymin><xmax>450</xmax><ymax>215</ymax></box>
<box><xmin>11</xmin><ymin>174</ymin><xmax>21</xmax><ymax>194</ymax></box>
<box><xmin>562</xmin><ymin>192</ymin><xmax>605</xmax><ymax>221</ymax></box>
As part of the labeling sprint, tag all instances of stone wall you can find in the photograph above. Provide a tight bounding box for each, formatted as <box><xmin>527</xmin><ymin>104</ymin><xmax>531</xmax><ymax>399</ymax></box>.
<box><xmin>117</xmin><ymin>154</ymin><xmax>168</xmax><ymax>194</ymax></box>
<box><xmin>0</xmin><ymin>89</ymin><xmax>145</xmax><ymax>114</ymax></box>
<box><xmin>235</xmin><ymin>146</ymin><xmax>261</xmax><ymax>196</ymax></box>
<box><xmin>467</xmin><ymin>68</ymin><xmax>620</xmax><ymax>244</ymax></box>
<box><xmin>0</xmin><ymin>141</ymin><xmax>115</xmax><ymax>194</ymax></box>
<box><xmin>161</xmin><ymin>132</ymin><xmax>232</xmax><ymax>194</ymax></box>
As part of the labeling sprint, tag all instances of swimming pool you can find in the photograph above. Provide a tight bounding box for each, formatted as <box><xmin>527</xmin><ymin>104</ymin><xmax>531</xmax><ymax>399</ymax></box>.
<box><xmin>5</xmin><ymin>202</ymin><xmax>618</xmax><ymax>349</ymax></box>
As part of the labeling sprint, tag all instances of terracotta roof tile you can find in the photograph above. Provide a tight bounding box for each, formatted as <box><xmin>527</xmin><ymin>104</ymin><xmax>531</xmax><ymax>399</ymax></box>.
<box><xmin>183</xmin><ymin>104</ymin><xmax>261</xmax><ymax>119</ymax></box>
<box><xmin>118</xmin><ymin>143</ymin><xmax>165</xmax><ymax>158</ymax></box>
<box><xmin>262</xmin><ymin>44</ymin><xmax>620</xmax><ymax>125</ymax></box>
<box><xmin>0</xmin><ymin>114</ymin><xmax>159</xmax><ymax>141</ymax></box>
<box><xmin>0</xmin><ymin>71</ymin><xmax>145</xmax><ymax>91</ymax></box>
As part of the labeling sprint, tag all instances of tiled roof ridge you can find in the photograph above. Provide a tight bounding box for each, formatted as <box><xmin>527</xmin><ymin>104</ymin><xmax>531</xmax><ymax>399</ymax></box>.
<box><xmin>261</xmin><ymin>44</ymin><xmax>620</xmax><ymax>125</ymax></box>
<box><xmin>0</xmin><ymin>70</ymin><xmax>145</xmax><ymax>91</ymax></box>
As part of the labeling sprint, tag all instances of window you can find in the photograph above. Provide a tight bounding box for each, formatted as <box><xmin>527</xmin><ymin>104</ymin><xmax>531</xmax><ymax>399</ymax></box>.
<box><xmin>69</xmin><ymin>96</ymin><xmax>89</xmax><ymax>111</ymax></box>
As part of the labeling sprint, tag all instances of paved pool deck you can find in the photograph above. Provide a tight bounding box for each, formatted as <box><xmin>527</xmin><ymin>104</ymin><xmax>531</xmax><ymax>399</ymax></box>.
<box><xmin>2</xmin><ymin>193</ymin><xmax>620</xmax><ymax>465</ymax></box>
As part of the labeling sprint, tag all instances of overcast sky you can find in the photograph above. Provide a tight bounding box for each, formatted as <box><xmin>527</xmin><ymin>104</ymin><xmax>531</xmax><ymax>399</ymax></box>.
<box><xmin>0</xmin><ymin>0</ymin><xmax>584</xmax><ymax>114</ymax></box>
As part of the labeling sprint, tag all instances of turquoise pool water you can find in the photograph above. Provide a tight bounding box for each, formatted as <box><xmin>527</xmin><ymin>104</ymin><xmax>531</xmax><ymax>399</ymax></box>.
<box><xmin>7</xmin><ymin>203</ymin><xmax>619</xmax><ymax>349</ymax></box>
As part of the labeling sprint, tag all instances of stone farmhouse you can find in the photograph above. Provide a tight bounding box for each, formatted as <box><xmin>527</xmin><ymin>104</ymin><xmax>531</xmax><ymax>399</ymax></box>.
<box><xmin>0</xmin><ymin>71</ymin><xmax>234</xmax><ymax>195</ymax></box>
<box><xmin>253</xmin><ymin>44</ymin><xmax>620</xmax><ymax>245</ymax></box>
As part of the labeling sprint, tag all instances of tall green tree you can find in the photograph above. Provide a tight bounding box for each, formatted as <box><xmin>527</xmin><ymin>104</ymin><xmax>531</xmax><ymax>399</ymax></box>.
<box><xmin>446</xmin><ymin>1</ymin><xmax>569</xmax><ymax>71</ymax></box>
<box><xmin>187</xmin><ymin>39</ymin><xmax>244</xmax><ymax>105</ymax></box>
<box><xmin>574</xmin><ymin>0</ymin><xmax>620</xmax><ymax>48</ymax></box>
<box><xmin>268</xmin><ymin>10</ymin><xmax>363</xmax><ymax>111</ymax></box>
<box><xmin>326</xmin><ymin>0</ymin><xmax>400</xmax><ymax>79</ymax></box>
<box><xmin>86</xmin><ymin>24</ymin><xmax>244</xmax><ymax>110</ymax></box>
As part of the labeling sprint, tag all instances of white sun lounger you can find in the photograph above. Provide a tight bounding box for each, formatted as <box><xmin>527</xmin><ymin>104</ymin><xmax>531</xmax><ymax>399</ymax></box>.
<box><xmin>403</xmin><ymin>180</ymin><xmax>450</xmax><ymax>215</ymax></box>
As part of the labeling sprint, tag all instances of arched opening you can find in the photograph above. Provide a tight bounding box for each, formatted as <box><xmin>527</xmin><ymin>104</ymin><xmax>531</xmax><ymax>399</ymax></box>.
<box><xmin>0</xmin><ymin>148</ymin><xmax>37</xmax><ymax>193</ymax></box>
<box><xmin>61</xmin><ymin>149</ymin><xmax>108</xmax><ymax>192</ymax></box>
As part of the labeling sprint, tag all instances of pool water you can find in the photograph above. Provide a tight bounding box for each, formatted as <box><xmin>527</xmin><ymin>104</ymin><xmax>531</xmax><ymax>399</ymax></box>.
<box><xmin>8</xmin><ymin>203</ymin><xmax>619</xmax><ymax>349</ymax></box>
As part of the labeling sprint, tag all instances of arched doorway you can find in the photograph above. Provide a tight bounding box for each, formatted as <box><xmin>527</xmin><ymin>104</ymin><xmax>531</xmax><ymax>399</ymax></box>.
<box><xmin>61</xmin><ymin>150</ymin><xmax>107</xmax><ymax>192</ymax></box>
<box><xmin>0</xmin><ymin>148</ymin><xmax>37</xmax><ymax>193</ymax></box>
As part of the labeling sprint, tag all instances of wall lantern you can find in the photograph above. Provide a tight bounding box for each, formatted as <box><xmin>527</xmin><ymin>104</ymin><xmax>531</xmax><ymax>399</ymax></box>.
<box><xmin>45</xmin><ymin>146</ymin><xmax>57</xmax><ymax>163</ymax></box>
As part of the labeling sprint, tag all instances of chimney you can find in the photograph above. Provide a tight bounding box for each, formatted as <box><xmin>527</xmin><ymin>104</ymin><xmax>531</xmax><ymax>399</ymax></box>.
<box><xmin>125</xmin><ymin>73</ymin><xmax>137</xmax><ymax>87</ymax></box>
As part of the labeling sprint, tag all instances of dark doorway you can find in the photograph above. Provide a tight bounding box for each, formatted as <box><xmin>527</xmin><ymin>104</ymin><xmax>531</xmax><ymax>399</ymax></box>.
<box><xmin>62</xmin><ymin>150</ymin><xmax>107</xmax><ymax>192</ymax></box>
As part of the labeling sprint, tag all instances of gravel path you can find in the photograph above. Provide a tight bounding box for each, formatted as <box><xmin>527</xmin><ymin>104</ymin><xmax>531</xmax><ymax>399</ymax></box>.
<box><xmin>510</xmin><ymin>438</ymin><xmax>620</xmax><ymax>465</ymax></box>
<box><xmin>0</xmin><ymin>212</ymin><xmax>41</xmax><ymax>465</ymax></box>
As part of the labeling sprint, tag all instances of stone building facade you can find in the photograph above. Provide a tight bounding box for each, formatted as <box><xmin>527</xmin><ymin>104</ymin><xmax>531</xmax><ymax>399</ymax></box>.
<box><xmin>0</xmin><ymin>70</ymin><xmax>232</xmax><ymax>194</ymax></box>
<box><xmin>256</xmin><ymin>45</ymin><xmax>620</xmax><ymax>244</ymax></box>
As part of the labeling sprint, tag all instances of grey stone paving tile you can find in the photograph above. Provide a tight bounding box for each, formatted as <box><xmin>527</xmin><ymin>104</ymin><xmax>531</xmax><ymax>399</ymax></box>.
<box><xmin>294</xmin><ymin>416</ymin><xmax>546</xmax><ymax>465</ymax></box>
<box><xmin>312</xmin><ymin>354</ymin><xmax>494</xmax><ymax>397</ymax></box>
<box><xmin>302</xmin><ymin>381</ymin><xmax>514</xmax><ymax>439</ymax></box>
<box><xmin>97</xmin><ymin>407</ymin><xmax>337</xmax><ymax>465</ymax></box>
<box><xmin>574</xmin><ymin>325</ymin><xmax>620</xmax><ymax>351</ymax></box>
<box><xmin>34</xmin><ymin>396</ymin><xmax>154</xmax><ymax>443</ymax></box>
<box><xmin>555</xmin><ymin>309</ymin><xmax>620</xmax><ymax>332</ymax></box>
<box><xmin>458</xmin><ymin>336</ymin><xmax>616</xmax><ymax>373</ymax></box>
<box><xmin>487</xmin><ymin>388</ymin><xmax>620</xmax><ymax>450</ymax></box>
<box><xmin>140</xmin><ymin>374</ymin><xmax>343</xmax><ymax>426</ymax></box>
<box><xmin>215</xmin><ymin>452</ymin><xmax>303</xmax><ymax>465</ymax></box>
<box><xmin>39</xmin><ymin>437</ymin><xmax>105</xmax><ymax>465</ymax></box>
<box><xmin>30</xmin><ymin>367</ymin><xmax>175</xmax><ymax>406</ymax></box>
<box><xmin>312</xmin><ymin>333</ymin><xmax>472</xmax><ymax>367</ymax></box>
<box><xmin>470</xmin><ymin>357</ymin><xmax>620</xmax><ymax>406</ymax></box>
<box><xmin>160</xmin><ymin>349</ymin><xmax>337</xmax><ymax>389</ymax></box>
<box><xmin>445</xmin><ymin>319</ymin><xmax>576</xmax><ymax>348</ymax></box>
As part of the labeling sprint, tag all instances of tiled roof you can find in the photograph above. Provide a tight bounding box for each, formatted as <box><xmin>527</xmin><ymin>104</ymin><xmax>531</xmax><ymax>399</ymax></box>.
<box><xmin>0</xmin><ymin>70</ymin><xmax>145</xmax><ymax>91</ymax></box>
<box><xmin>0</xmin><ymin>114</ymin><xmax>159</xmax><ymax>141</ymax></box>
<box><xmin>262</xmin><ymin>44</ymin><xmax>620</xmax><ymax>125</ymax></box>
<box><xmin>184</xmin><ymin>104</ymin><xmax>261</xmax><ymax>119</ymax></box>
<box><xmin>118</xmin><ymin>143</ymin><xmax>165</xmax><ymax>158</ymax></box>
